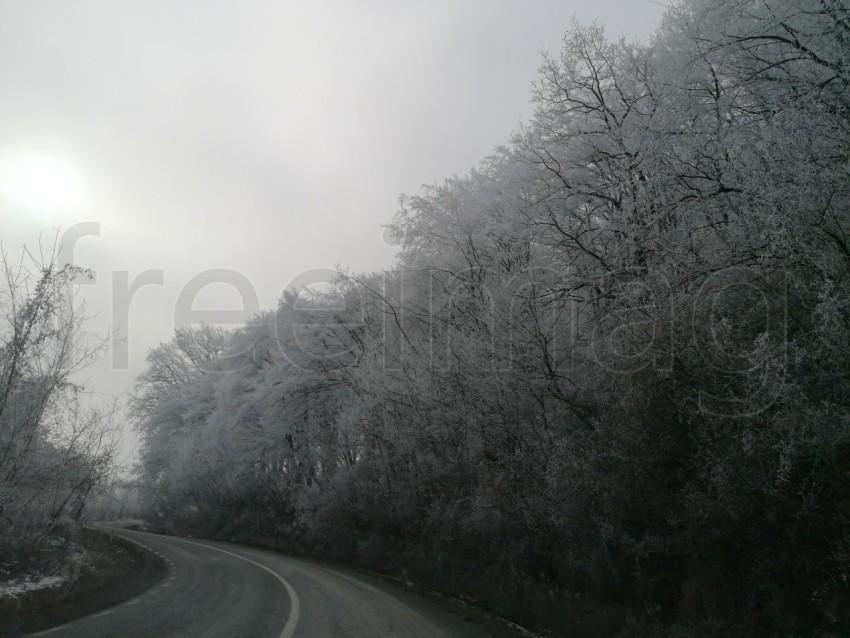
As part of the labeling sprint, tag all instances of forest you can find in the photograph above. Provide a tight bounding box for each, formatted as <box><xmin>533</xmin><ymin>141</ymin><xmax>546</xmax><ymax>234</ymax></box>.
<box><xmin>0</xmin><ymin>242</ymin><xmax>116</xmax><ymax>584</ymax></box>
<box><xmin>132</xmin><ymin>0</ymin><xmax>849</xmax><ymax>635</ymax></box>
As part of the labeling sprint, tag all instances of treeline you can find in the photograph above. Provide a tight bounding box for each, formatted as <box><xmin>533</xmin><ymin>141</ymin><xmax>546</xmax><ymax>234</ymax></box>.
<box><xmin>134</xmin><ymin>0</ymin><xmax>849</xmax><ymax>635</ymax></box>
<box><xmin>0</xmin><ymin>242</ymin><xmax>116</xmax><ymax>568</ymax></box>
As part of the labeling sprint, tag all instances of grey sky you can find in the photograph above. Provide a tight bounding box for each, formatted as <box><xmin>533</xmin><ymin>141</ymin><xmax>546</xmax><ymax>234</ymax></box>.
<box><xmin>0</xmin><ymin>0</ymin><xmax>667</xmax><ymax>466</ymax></box>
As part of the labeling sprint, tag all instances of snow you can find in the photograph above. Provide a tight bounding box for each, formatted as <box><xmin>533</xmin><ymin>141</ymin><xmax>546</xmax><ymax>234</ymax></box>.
<box><xmin>0</xmin><ymin>574</ymin><xmax>66</xmax><ymax>599</ymax></box>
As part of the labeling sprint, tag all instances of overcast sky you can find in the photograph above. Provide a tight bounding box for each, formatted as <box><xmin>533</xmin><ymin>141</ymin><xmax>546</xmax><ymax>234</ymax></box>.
<box><xmin>0</xmin><ymin>0</ymin><xmax>667</xmax><ymax>466</ymax></box>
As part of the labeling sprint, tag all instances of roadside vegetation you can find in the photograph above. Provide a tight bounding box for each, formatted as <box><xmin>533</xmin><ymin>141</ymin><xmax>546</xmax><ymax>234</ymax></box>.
<box><xmin>0</xmin><ymin>237</ymin><xmax>120</xmax><ymax>628</ymax></box>
<box><xmin>0</xmin><ymin>528</ymin><xmax>164</xmax><ymax>637</ymax></box>
<box><xmin>133</xmin><ymin>1</ymin><xmax>849</xmax><ymax>635</ymax></box>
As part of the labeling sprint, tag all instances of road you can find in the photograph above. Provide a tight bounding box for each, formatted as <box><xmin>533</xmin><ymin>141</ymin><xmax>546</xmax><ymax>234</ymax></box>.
<box><xmin>28</xmin><ymin>529</ymin><xmax>495</xmax><ymax>638</ymax></box>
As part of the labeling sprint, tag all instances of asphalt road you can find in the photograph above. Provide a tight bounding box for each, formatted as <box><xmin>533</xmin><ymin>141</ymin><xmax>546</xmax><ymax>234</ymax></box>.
<box><xmin>28</xmin><ymin>529</ymin><xmax>495</xmax><ymax>638</ymax></box>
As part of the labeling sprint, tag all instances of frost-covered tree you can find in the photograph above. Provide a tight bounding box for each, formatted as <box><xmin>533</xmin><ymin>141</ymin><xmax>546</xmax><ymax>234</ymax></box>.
<box><xmin>0</xmin><ymin>238</ymin><xmax>116</xmax><ymax>562</ymax></box>
<box><xmin>134</xmin><ymin>1</ymin><xmax>849</xmax><ymax>633</ymax></box>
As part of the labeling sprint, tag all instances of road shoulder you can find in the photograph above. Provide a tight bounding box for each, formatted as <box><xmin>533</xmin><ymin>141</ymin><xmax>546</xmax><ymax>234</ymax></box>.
<box><xmin>0</xmin><ymin>528</ymin><xmax>166</xmax><ymax>637</ymax></box>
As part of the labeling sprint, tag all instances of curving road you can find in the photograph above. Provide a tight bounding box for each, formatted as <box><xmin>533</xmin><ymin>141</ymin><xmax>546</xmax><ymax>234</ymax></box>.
<box><xmin>28</xmin><ymin>529</ymin><xmax>494</xmax><ymax>638</ymax></box>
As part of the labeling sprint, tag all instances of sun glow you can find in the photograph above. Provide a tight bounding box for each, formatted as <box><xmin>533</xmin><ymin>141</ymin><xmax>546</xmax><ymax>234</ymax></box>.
<box><xmin>0</xmin><ymin>154</ymin><xmax>87</xmax><ymax>214</ymax></box>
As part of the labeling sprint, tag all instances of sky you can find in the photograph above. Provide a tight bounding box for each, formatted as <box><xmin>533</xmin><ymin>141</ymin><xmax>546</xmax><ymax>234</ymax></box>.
<box><xmin>0</xmin><ymin>0</ymin><xmax>668</xmax><ymax>468</ymax></box>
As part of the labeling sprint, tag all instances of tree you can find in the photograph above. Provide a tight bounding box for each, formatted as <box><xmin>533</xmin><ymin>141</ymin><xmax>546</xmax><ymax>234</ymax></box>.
<box><xmin>132</xmin><ymin>2</ymin><xmax>850</xmax><ymax>633</ymax></box>
<box><xmin>0</xmin><ymin>235</ymin><xmax>115</xmax><ymax>561</ymax></box>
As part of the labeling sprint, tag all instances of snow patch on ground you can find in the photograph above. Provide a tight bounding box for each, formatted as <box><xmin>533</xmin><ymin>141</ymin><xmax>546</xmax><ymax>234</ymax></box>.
<box><xmin>0</xmin><ymin>539</ymin><xmax>93</xmax><ymax>600</ymax></box>
<box><xmin>0</xmin><ymin>574</ymin><xmax>66</xmax><ymax>599</ymax></box>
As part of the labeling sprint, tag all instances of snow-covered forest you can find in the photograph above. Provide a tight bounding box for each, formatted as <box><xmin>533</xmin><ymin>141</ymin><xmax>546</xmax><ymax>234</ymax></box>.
<box><xmin>0</xmin><ymin>243</ymin><xmax>116</xmax><ymax>577</ymax></box>
<box><xmin>133</xmin><ymin>0</ymin><xmax>849</xmax><ymax>634</ymax></box>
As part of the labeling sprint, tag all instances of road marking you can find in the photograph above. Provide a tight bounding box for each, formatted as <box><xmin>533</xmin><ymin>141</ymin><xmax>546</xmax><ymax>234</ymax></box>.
<box><xmin>29</xmin><ymin>532</ymin><xmax>169</xmax><ymax>635</ymax></box>
<box><xmin>164</xmin><ymin>536</ymin><xmax>300</xmax><ymax>638</ymax></box>
<box><xmin>32</xmin><ymin>625</ymin><xmax>68</xmax><ymax>636</ymax></box>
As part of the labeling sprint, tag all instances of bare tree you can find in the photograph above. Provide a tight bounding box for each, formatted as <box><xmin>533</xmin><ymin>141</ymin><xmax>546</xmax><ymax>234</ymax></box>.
<box><xmin>0</xmin><ymin>234</ymin><xmax>115</xmax><ymax>560</ymax></box>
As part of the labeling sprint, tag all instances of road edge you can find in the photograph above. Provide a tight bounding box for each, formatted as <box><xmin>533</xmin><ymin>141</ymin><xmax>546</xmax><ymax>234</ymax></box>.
<box><xmin>0</xmin><ymin>529</ymin><xmax>167</xmax><ymax>638</ymax></box>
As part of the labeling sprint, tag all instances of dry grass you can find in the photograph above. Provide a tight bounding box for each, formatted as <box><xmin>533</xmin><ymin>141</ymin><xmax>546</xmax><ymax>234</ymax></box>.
<box><xmin>0</xmin><ymin>529</ymin><xmax>165</xmax><ymax>636</ymax></box>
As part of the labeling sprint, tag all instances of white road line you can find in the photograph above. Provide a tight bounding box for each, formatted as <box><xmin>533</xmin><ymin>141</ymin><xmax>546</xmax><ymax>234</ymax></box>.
<box><xmin>30</xmin><ymin>529</ymin><xmax>169</xmax><ymax>636</ymax></box>
<box><xmin>164</xmin><ymin>537</ymin><xmax>300</xmax><ymax>638</ymax></box>
<box><xmin>32</xmin><ymin>625</ymin><xmax>68</xmax><ymax>636</ymax></box>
